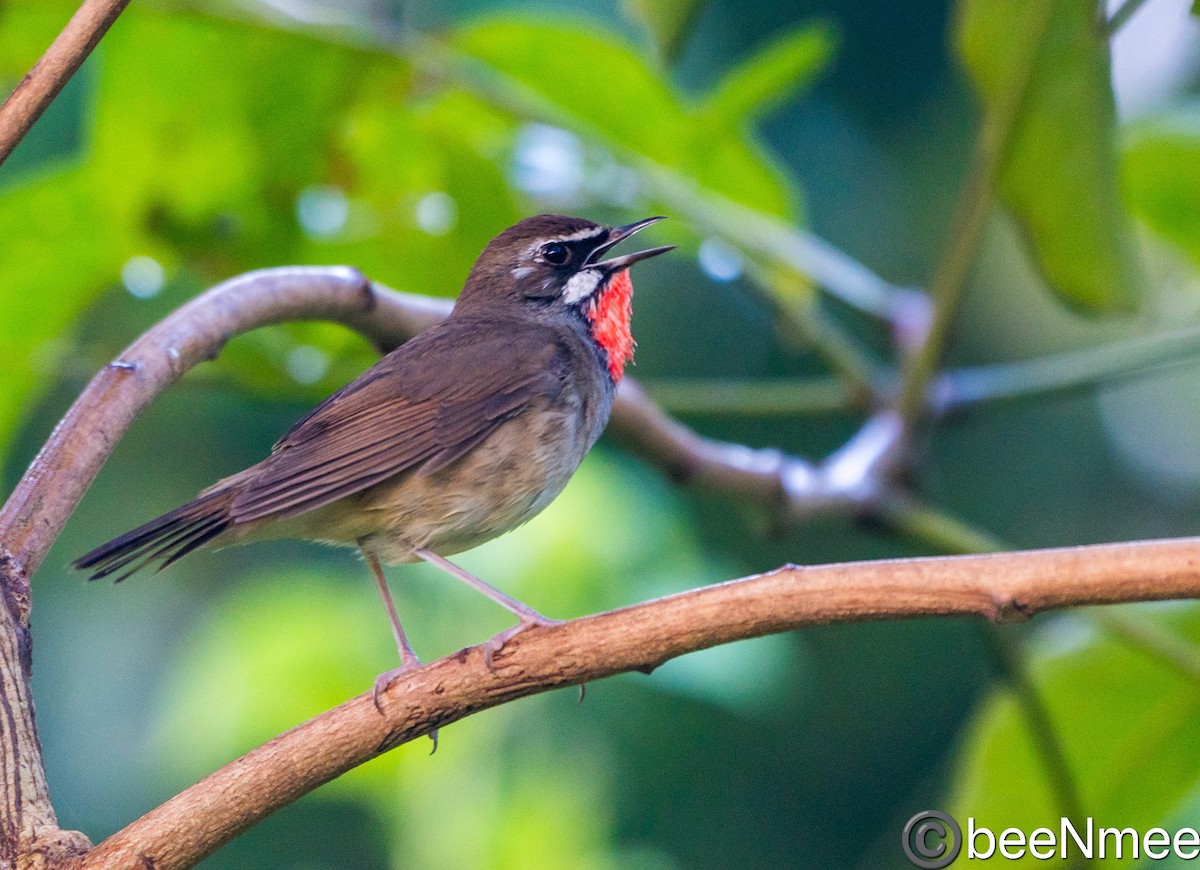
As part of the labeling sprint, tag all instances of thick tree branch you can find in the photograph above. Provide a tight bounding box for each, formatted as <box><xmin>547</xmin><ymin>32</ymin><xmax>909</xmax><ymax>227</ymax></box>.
<box><xmin>76</xmin><ymin>537</ymin><xmax>1200</xmax><ymax>869</ymax></box>
<box><xmin>0</xmin><ymin>0</ymin><xmax>132</xmax><ymax>169</ymax></box>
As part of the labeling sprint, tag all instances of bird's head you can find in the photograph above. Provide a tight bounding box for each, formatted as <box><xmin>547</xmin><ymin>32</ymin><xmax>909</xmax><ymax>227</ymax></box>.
<box><xmin>455</xmin><ymin>214</ymin><xmax>673</xmax><ymax>381</ymax></box>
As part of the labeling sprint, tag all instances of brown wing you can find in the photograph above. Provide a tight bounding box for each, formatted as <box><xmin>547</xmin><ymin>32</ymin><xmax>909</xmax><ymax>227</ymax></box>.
<box><xmin>228</xmin><ymin>319</ymin><xmax>565</xmax><ymax>524</ymax></box>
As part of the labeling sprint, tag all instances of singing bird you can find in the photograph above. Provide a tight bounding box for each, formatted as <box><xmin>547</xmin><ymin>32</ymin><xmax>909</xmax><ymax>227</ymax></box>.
<box><xmin>75</xmin><ymin>214</ymin><xmax>673</xmax><ymax>703</ymax></box>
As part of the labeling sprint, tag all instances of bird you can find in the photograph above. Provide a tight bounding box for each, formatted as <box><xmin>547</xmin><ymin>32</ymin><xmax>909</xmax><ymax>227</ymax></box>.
<box><xmin>74</xmin><ymin>213</ymin><xmax>673</xmax><ymax>705</ymax></box>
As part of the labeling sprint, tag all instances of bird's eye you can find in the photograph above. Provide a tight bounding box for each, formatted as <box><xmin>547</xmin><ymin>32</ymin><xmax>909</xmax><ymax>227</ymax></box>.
<box><xmin>540</xmin><ymin>242</ymin><xmax>571</xmax><ymax>266</ymax></box>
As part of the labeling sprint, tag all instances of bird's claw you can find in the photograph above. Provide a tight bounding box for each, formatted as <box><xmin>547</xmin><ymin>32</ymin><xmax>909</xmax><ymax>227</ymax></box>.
<box><xmin>372</xmin><ymin>660</ymin><xmax>421</xmax><ymax>713</ymax></box>
<box><xmin>483</xmin><ymin>613</ymin><xmax>563</xmax><ymax>671</ymax></box>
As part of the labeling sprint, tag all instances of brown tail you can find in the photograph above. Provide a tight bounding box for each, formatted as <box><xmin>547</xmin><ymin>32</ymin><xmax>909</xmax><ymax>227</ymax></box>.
<box><xmin>73</xmin><ymin>488</ymin><xmax>234</xmax><ymax>582</ymax></box>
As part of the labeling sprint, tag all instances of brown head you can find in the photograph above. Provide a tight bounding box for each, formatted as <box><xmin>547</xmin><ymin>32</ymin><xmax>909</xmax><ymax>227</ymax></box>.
<box><xmin>453</xmin><ymin>214</ymin><xmax>673</xmax><ymax>380</ymax></box>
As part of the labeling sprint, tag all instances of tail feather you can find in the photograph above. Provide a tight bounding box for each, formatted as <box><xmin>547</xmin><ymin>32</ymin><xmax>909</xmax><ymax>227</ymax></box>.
<box><xmin>74</xmin><ymin>489</ymin><xmax>234</xmax><ymax>582</ymax></box>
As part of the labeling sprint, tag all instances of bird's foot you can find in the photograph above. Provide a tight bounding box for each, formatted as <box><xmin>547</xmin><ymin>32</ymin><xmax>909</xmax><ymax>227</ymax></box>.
<box><xmin>372</xmin><ymin>657</ymin><xmax>421</xmax><ymax>713</ymax></box>
<box><xmin>483</xmin><ymin>612</ymin><xmax>563</xmax><ymax>671</ymax></box>
<box><xmin>373</xmin><ymin>662</ymin><xmax>440</xmax><ymax>751</ymax></box>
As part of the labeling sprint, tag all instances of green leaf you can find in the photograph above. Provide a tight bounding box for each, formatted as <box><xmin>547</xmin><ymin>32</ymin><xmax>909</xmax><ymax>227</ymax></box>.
<box><xmin>621</xmin><ymin>0</ymin><xmax>705</xmax><ymax>61</ymax></box>
<box><xmin>1122</xmin><ymin>113</ymin><xmax>1200</xmax><ymax>270</ymax></box>
<box><xmin>703</xmin><ymin>24</ymin><xmax>833</xmax><ymax>125</ymax></box>
<box><xmin>948</xmin><ymin>607</ymin><xmax>1200</xmax><ymax>866</ymax></box>
<box><xmin>0</xmin><ymin>169</ymin><xmax>127</xmax><ymax>462</ymax></box>
<box><xmin>957</xmin><ymin>0</ymin><xmax>1141</xmax><ymax>313</ymax></box>
<box><xmin>450</xmin><ymin>18</ymin><xmax>800</xmax><ymax>219</ymax></box>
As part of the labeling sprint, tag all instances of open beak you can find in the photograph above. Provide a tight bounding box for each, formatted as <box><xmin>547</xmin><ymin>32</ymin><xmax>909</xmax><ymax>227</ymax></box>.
<box><xmin>586</xmin><ymin>216</ymin><xmax>675</xmax><ymax>272</ymax></box>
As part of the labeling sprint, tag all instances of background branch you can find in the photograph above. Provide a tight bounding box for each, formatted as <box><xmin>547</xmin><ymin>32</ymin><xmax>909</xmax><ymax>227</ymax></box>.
<box><xmin>894</xmin><ymin>0</ymin><xmax>1053</xmax><ymax>424</ymax></box>
<box><xmin>75</xmin><ymin>536</ymin><xmax>1200</xmax><ymax>869</ymax></box>
<box><xmin>0</xmin><ymin>0</ymin><xmax>132</xmax><ymax>168</ymax></box>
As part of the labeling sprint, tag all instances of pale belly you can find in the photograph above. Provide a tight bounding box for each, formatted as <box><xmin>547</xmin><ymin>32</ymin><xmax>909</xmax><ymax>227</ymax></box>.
<box><xmin>274</xmin><ymin>402</ymin><xmax>592</xmax><ymax>564</ymax></box>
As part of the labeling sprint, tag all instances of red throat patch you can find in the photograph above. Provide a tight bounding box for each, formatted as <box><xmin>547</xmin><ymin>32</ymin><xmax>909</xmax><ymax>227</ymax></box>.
<box><xmin>586</xmin><ymin>269</ymin><xmax>636</xmax><ymax>381</ymax></box>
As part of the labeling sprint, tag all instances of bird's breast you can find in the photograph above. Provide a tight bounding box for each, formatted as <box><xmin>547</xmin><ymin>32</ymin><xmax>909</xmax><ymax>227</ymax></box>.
<box><xmin>352</xmin><ymin>389</ymin><xmax>600</xmax><ymax>563</ymax></box>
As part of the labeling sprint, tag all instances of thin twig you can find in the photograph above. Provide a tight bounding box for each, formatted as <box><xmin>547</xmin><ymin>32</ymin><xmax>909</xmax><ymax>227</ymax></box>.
<box><xmin>0</xmin><ymin>0</ymin><xmax>133</xmax><ymax>168</ymax></box>
<box><xmin>1103</xmin><ymin>0</ymin><xmax>1152</xmax><ymax>37</ymax></box>
<box><xmin>0</xmin><ymin>267</ymin><xmax>910</xmax><ymax>586</ymax></box>
<box><xmin>72</xmin><ymin>536</ymin><xmax>1200</xmax><ymax>869</ymax></box>
<box><xmin>1092</xmin><ymin>608</ymin><xmax>1200</xmax><ymax>681</ymax></box>
<box><xmin>646</xmin><ymin>320</ymin><xmax>1200</xmax><ymax>418</ymax></box>
<box><xmin>642</xmin><ymin>375</ymin><xmax>855</xmax><ymax>416</ymax></box>
<box><xmin>877</xmin><ymin>494</ymin><xmax>1009</xmax><ymax>554</ymax></box>
<box><xmin>979</xmin><ymin>625</ymin><xmax>1088</xmax><ymax>859</ymax></box>
<box><xmin>934</xmin><ymin>324</ymin><xmax>1200</xmax><ymax>413</ymax></box>
<box><xmin>894</xmin><ymin>1</ymin><xmax>1055</xmax><ymax>424</ymax></box>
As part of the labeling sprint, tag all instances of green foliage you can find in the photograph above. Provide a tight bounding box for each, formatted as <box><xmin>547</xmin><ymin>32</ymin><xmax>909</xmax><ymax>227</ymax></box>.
<box><xmin>620</xmin><ymin>0</ymin><xmax>705</xmax><ymax>61</ymax></box>
<box><xmin>1123</xmin><ymin>114</ymin><xmax>1200</xmax><ymax>271</ymax></box>
<box><xmin>701</xmin><ymin>24</ymin><xmax>834</xmax><ymax>126</ymax></box>
<box><xmin>957</xmin><ymin>0</ymin><xmax>1142</xmax><ymax>313</ymax></box>
<box><xmin>450</xmin><ymin>18</ymin><xmax>801</xmax><ymax>218</ymax></box>
<box><xmin>0</xmin><ymin>170</ymin><xmax>122</xmax><ymax>460</ymax></box>
<box><xmin>949</xmin><ymin>608</ymin><xmax>1200</xmax><ymax>866</ymax></box>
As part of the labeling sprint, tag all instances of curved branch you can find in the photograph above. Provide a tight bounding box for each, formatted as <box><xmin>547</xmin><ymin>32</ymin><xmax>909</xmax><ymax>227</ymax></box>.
<box><xmin>0</xmin><ymin>0</ymin><xmax>132</xmax><ymax>168</ymax></box>
<box><xmin>76</xmin><ymin>536</ymin><xmax>1200</xmax><ymax>869</ymax></box>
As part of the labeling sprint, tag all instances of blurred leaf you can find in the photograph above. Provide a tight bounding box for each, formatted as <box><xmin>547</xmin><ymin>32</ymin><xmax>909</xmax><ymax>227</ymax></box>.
<box><xmin>449</xmin><ymin>18</ymin><xmax>800</xmax><ymax>219</ymax></box>
<box><xmin>948</xmin><ymin>607</ymin><xmax>1200</xmax><ymax>865</ymax></box>
<box><xmin>621</xmin><ymin>0</ymin><xmax>705</xmax><ymax>61</ymax></box>
<box><xmin>702</xmin><ymin>24</ymin><xmax>833</xmax><ymax>125</ymax></box>
<box><xmin>0</xmin><ymin>4</ymin><xmax>77</xmax><ymax>74</ymax></box>
<box><xmin>957</xmin><ymin>0</ymin><xmax>1141</xmax><ymax>313</ymax></box>
<box><xmin>1122</xmin><ymin>113</ymin><xmax>1200</xmax><ymax>270</ymax></box>
<box><xmin>93</xmin><ymin>13</ymin><xmax>382</xmax><ymax>267</ymax></box>
<box><xmin>0</xmin><ymin>170</ymin><xmax>126</xmax><ymax>463</ymax></box>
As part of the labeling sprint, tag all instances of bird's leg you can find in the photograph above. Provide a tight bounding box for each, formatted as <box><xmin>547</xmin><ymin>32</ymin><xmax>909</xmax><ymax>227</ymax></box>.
<box><xmin>363</xmin><ymin>546</ymin><xmax>422</xmax><ymax>712</ymax></box>
<box><xmin>413</xmin><ymin>547</ymin><xmax>562</xmax><ymax>668</ymax></box>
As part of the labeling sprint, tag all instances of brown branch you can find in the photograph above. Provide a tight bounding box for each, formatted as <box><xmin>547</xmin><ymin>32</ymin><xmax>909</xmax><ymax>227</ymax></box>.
<box><xmin>0</xmin><ymin>0</ymin><xmax>133</xmax><ymax>168</ymax></box>
<box><xmin>76</xmin><ymin>537</ymin><xmax>1200</xmax><ymax>868</ymax></box>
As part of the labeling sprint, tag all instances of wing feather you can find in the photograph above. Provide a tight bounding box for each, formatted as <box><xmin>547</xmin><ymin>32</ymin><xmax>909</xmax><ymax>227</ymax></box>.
<box><xmin>229</xmin><ymin>321</ymin><xmax>564</xmax><ymax>524</ymax></box>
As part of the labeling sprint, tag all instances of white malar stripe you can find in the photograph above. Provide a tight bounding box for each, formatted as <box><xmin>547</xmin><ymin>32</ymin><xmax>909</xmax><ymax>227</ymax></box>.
<box><xmin>562</xmin><ymin>269</ymin><xmax>602</xmax><ymax>304</ymax></box>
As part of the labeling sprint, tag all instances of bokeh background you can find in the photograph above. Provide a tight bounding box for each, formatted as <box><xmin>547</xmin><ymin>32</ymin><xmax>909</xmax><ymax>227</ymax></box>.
<box><xmin>4</xmin><ymin>0</ymin><xmax>1200</xmax><ymax>867</ymax></box>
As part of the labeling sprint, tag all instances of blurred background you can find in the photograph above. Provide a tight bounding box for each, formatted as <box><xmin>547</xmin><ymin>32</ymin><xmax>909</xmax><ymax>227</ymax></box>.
<box><xmin>4</xmin><ymin>0</ymin><xmax>1200</xmax><ymax>866</ymax></box>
